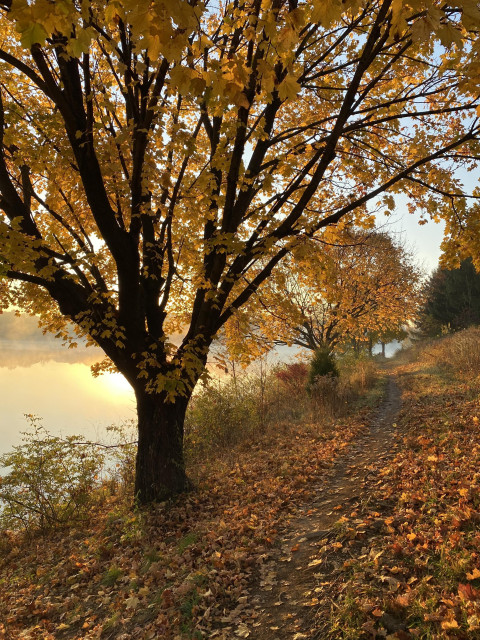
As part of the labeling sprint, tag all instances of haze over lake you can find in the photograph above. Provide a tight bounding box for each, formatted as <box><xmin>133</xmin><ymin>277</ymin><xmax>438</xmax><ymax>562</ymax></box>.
<box><xmin>0</xmin><ymin>312</ymin><xmax>403</xmax><ymax>458</ymax></box>
<box><xmin>0</xmin><ymin>313</ymin><xmax>136</xmax><ymax>456</ymax></box>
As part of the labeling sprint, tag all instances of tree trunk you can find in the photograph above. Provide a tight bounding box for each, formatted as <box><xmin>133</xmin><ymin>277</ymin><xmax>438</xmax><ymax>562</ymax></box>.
<box><xmin>381</xmin><ymin>341</ymin><xmax>386</xmax><ymax>357</ymax></box>
<box><xmin>134</xmin><ymin>389</ymin><xmax>191</xmax><ymax>505</ymax></box>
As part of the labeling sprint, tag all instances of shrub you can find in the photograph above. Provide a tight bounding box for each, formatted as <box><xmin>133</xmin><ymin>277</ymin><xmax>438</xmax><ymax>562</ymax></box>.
<box><xmin>308</xmin><ymin>351</ymin><xmax>378</xmax><ymax>419</ymax></box>
<box><xmin>307</xmin><ymin>348</ymin><xmax>339</xmax><ymax>392</ymax></box>
<box><xmin>275</xmin><ymin>362</ymin><xmax>309</xmax><ymax>393</ymax></box>
<box><xmin>0</xmin><ymin>416</ymin><xmax>105</xmax><ymax>534</ymax></box>
<box><xmin>185</xmin><ymin>375</ymin><xmax>262</xmax><ymax>455</ymax></box>
<box><xmin>273</xmin><ymin>362</ymin><xmax>310</xmax><ymax>421</ymax></box>
<box><xmin>185</xmin><ymin>362</ymin><xmax>313</xmax><ymax>458</ymax></box>
<box><xmin>338</xmin><ymin>353</ymin><xmax>377</xmax><ymax>393</ymax></box>
<box><xmin>309</xmin><ymin>375</ymin><xmax>350</xmax><ymax>419</ymax></box>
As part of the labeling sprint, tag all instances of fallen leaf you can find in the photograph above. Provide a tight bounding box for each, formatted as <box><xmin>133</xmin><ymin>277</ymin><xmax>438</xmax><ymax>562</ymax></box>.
<box><xmin>467</xmin><ymin>568</ymin><xmax>480</xmax><ymax>580</ymax></box>
<box><xmin>307</xmin><ymin>558</ymin><xmax>323</xmax><ymax>567</ymax></box>
<box><xmin>235</xmin><ymin>624</ymin><xmax>250</xmax><ymax>638</ymax></box>
<box><xmin>459</xmin><ymin>583</ymin><xmax>479</xmax><ymax>600</ymax></box>
<box><xmin>441</xmin><ymin>619</ymin><xmax>459</xmax><ymax>630</ymax></box>
<box><xmin>125</xmin><ymin>595</ymin><xmax>140</xmax><ymax>610</ymax></box>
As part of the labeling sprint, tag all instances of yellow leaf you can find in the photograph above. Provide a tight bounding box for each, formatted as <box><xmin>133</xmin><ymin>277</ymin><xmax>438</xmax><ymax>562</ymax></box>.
<box><xmin>312</xmin><ymin>0</ymin><xmax>342</xmax><ymax>27</ymax></box>
<box><xmin>467</xmin><ymin>568</ymin><xmax>480</xmax><ymax>580</ymax></box>
<box><xmin>278</xmin><ymin>75</ymin><xmax>300</xmax><ymax>101</ymax></box>
<box><xmin>441</xmin><ymin>618</ymin><xmax>459</xmax><ymax>630</ymax></box>
<box><xmin>19</xmin><ymin>22</ymin><xmax>47</xmax><ymax>48</ymax></box>
<box><xmin>308</xmin><ymin>558</ymin><xmax>323</xmax><ymax>567</ymax></box>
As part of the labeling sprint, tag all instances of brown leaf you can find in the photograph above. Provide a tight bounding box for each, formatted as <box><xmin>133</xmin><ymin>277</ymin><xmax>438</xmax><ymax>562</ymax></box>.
<box><xmin>395</xmin><ymin>595</ymin><xmax>411</xmax><ymax>608</ymax></box>
<box><xmin>458</xmin><ymin>582</ymin><xmax>479</xmax><ymax>600</ymax></box>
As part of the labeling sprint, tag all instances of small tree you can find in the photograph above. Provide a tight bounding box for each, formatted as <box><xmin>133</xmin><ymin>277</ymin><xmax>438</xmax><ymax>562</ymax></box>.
<box><xmin>307</xmin><ymin>348</ymin><xmax>339</xmax><ymax>390</ymax></box>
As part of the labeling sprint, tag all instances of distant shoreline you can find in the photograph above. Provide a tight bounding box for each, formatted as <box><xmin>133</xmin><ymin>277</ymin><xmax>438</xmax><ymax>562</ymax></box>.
<box><xmin>0</xmin><ymin>340</ymin><xmax>103</xmax><ymax>368</ymax></box>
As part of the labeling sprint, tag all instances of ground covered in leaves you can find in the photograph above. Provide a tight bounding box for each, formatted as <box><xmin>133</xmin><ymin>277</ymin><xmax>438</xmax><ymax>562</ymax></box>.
<box><xmin>3</xmin><ymin>351</ymin><xmax>480</xmax><ymax>640</ymax></box>
<box><xmin>309</xmin><ymin>359</ymin><xmax>480</xmax><ymax>639</ymax></box>
<box><xmin>0</xmin><ymin>395</ymin><xmax>376</xmax><ymax>640</ymax></box>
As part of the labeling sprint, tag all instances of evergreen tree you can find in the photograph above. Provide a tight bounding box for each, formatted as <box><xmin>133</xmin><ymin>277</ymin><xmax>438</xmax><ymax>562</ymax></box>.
<box><xmin>418</xmin><ymin>259</ymin><xmax>480</xmax><ymax>336</ymax></box>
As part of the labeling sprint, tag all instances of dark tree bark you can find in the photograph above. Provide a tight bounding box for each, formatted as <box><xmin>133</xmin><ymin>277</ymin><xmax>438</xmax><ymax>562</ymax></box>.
<box><xmin>134</xmin><ymin>389</ymin><xmax>191</xmax><ymax>504</ymax></box>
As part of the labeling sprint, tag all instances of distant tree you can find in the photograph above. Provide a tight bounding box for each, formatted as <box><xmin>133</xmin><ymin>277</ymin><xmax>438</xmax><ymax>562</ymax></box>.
<box><xmin>365</xmin><ymin>326</ymin><xmax>409</xmax><ymax>357</ymax></box>
<box><xmin>254</xmin><ymin>230</ymin><xmax>422</xmax><ymax>353</ymax></box>
<box><xmin>417</xmin><ymin>259</ymin><xmax>480</xmax><ymax>336</ymax></box>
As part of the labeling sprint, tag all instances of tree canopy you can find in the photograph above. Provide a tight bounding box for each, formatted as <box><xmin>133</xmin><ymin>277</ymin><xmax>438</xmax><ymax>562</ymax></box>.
<box><xmin>0</xmin><ymin>0</ymin><xmax>479</xmax><ymax>502</ymax></box>
<box><xmin>247</xmin><ymin>230</ymin><xmax>422</xmax><ymax>354</ymax></box>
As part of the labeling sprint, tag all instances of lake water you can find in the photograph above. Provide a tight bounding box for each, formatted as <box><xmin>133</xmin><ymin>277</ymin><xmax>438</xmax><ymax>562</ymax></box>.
<box><xmin>0</xmin><ymin>341</ymin><xmax>136</xmax><ymax>456</ymax></box>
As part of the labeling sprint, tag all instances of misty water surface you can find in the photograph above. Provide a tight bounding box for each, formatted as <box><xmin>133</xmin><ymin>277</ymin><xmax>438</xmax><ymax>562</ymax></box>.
<box><xmin>0</xmin><ymin>315</ymin><xmax>135</xmax><ymax>455</ymax></box>
<box><xmin>0</xmin><ymin>313</ymin><xmax>402</xmax><ymax>457</ymax></box>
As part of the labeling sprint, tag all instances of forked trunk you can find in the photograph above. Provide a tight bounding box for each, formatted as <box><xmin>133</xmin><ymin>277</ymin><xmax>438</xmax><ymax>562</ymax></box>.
<box><xmin>134</xmin><ymin>389</ymin><xmax>191</xmax><ymax>505</ymax></box>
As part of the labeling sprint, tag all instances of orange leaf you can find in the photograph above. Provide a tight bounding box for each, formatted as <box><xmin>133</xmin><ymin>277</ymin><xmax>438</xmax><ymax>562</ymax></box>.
<box><xmin>395</xmin><ymin>595</ymin><xmax>411</xmax><ymax>607</ymax></box>
<box><xmin>441</xmin><ymin>618</ymin><xmax>459</xmax><ymax>630</ymax></box>
<box><xmin>459</xmin><ymin>583</ymin><xmax>480</xmax><ymax>600</ymax></box>
<box><xmin>467</xmin><ymin>568</ymin><xmax>480</xmax><ymax>580</ymax></box>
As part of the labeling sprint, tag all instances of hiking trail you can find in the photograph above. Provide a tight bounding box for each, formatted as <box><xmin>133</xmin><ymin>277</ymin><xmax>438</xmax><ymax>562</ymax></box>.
<box><xmin>233</xmin><ymin>373</ymin><xmax>403</xmax><ymax>640</ymax></box>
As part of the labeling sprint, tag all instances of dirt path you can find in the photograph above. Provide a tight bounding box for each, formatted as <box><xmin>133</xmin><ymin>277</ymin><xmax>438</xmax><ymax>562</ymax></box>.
<box><xmin>237</xmin><ymin>374</ymin><xmax>403</xmax><ymax>640</ymax></box>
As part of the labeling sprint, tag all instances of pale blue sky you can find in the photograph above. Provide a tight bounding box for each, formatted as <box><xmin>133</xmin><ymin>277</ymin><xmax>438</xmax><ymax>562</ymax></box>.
<box><xmin>377</xmin><ymin>208</ymin><xmax>445</xmax><ymax>275</ymax></box>
<box><xmin>376</xmin><ymin>166</ymin><xmax>480</xmax><ymax>276</ymax></box>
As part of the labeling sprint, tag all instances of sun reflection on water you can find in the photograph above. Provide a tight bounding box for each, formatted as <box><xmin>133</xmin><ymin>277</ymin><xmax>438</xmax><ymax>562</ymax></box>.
<box><xmin>0</xmin><ymin>350</ymin><xmax>136</xmax><ymax>454</ymax></box>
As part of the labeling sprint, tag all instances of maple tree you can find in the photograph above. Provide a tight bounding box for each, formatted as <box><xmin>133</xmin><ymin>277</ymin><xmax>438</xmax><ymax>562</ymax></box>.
<box><xmin>252</xmin><ymin>230</ymin><xmax>422</xmax><ymax>353</ymax></box>
<box><xmin>0</xmin><ymin>0</ymin><xmax>479</xmax><ymax>504</ymax></box>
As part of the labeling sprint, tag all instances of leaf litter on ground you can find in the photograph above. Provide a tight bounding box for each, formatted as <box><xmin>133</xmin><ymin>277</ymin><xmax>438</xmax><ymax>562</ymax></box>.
<box><xmin>311</xmin><ymin>360</ymin><xmax>480</xmax><ymax>640</ymax></box>
<box><xmin>0</xmin><ymin>406</ymin><xmax>372</xmax><ymax>640</ymax></box>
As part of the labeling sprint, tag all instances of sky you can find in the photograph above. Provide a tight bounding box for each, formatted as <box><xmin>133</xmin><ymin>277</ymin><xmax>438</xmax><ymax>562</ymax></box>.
<box><xmin>377</xmin><ymin>208</ymin><xmax>445</xmax><ymax>275</ymax></box>
<box><xmin>376</xmin><ymin>161</ymin><xmax>480</xmax><ymax>276</ymax></box>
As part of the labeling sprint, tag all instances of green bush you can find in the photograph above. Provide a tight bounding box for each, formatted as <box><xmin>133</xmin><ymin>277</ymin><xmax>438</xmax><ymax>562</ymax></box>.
<box><xmin>0</xmin><ymin>416</ymin><xmax>105</xmax><ymax>534</ymax></box>
<box><xmin>307</xmin><ymin>348</ymin><xmax>339</xmax><ymax>391</ymax></box>
<box><xmin>185</xmin><ymin>375</ymin><xmax>262</xmax><ymax>455</ymax></box>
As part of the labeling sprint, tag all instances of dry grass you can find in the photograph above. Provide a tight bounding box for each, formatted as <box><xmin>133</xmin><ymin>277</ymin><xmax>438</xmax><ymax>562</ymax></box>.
<box><xmin>309</xmin><ymin>356</ymin><xmax>379</xmax><ymax>420</ymax></box>
<box><xmin>419</xmin><ymin>326</ymin><xmax>480</xmax><ymax>376</ymax></box>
